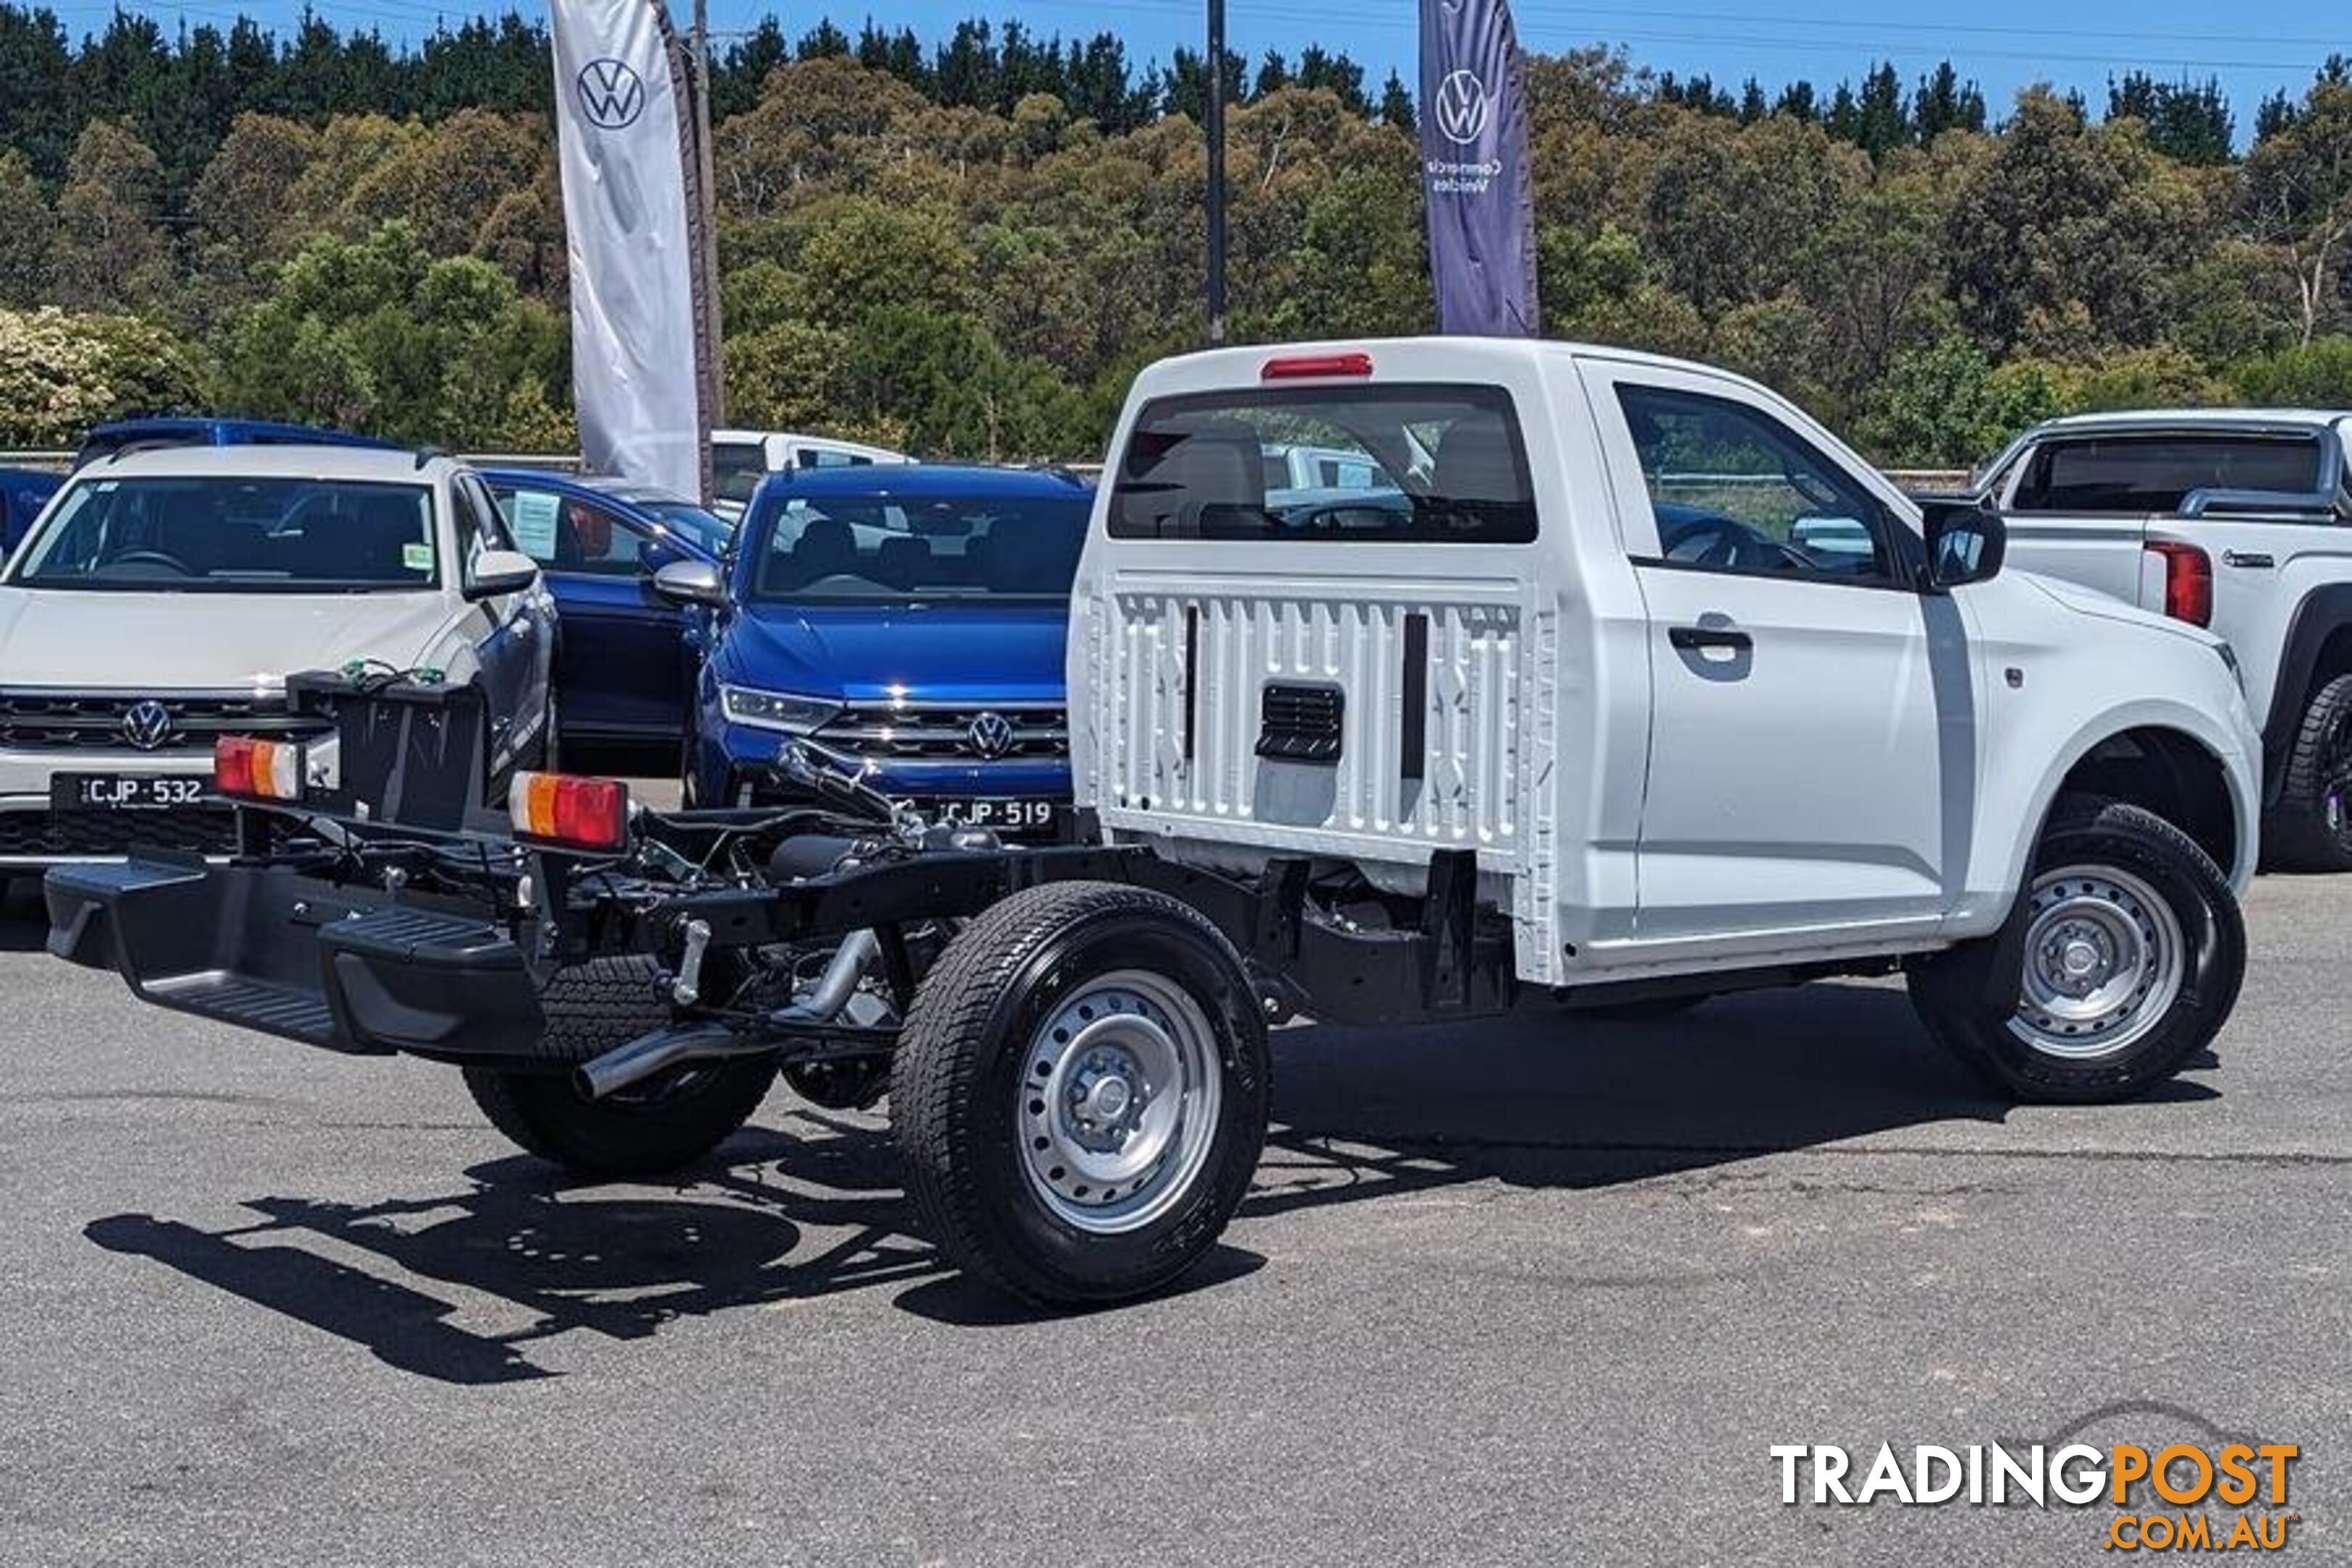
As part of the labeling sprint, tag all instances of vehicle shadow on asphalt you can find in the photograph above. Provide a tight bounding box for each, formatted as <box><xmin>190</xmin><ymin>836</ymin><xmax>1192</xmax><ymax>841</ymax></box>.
<box><xmin>78</xmin><ymin>981</ymin><xmax>2216</xmax><ymax>1384</ymax></box>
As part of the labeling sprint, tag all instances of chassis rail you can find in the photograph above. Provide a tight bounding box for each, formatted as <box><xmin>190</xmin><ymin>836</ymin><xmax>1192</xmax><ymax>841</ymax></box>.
<box><xmin>47</xmin><ymin>806</ymin><xmax>1519</xmax><ymax>1073</ymax></box>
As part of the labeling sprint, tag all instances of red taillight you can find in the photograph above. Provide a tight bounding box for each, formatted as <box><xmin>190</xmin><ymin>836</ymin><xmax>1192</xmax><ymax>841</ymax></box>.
<box><xmin>508</xmin><ymin>770</ymin><xmax>629</xmax><ymax>851</ymax></box>
<box><xmin>1260</xmin><ymin>351</ymin><xmax>1373</xmax><ymax>381</ymax></box>
<box><xmin>213</xmin><ymin>735</ymin><xmax>302</xmax><ymax>801</ymax></box>
<box><xmin>2147</xmin><ymin>542</ymin><xmax>2213</xmax><ymax>626</ymax></box>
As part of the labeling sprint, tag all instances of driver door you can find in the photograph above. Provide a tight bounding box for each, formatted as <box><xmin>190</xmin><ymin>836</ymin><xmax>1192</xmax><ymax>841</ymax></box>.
<box><xmin>1580</xmin><ymin>361</ymin><xmax>1959</xmax><ymax>955</ymax></box>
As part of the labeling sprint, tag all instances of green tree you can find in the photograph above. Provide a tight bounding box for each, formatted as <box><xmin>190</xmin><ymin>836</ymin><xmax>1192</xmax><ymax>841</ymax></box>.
<box><xmin>2228</xmin><ymin>335</ymin><xmax>2352</xmax><ymax>405</ymax></box>
<box><xmin>216</xmin><ymin>221</ymin><xmax>565</xmax><ymax>446</ymax></box>
<box><xmin>50</xmin><ymin>119</ymin><xmax>175</xmax><ymax>315</ymax></box>
<box><xmin>2242</xmin><ymin>81</ymin><xmax>2352</xmax><ymax>344</ymax></box>
<box><xmin>0</xmin><ymin>150</ymin><xmax>53</xmax><ymax>306</ymax></box>
<box><xmin>1944</xmin><ymin>89</ymin><xmax>2215</xmax><ymax>356</ymax></box>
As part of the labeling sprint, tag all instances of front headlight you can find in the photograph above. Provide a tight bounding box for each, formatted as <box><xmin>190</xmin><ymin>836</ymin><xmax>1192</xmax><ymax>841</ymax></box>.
<box><xmin>719</xmin><ymin>685</ymin><xmax>840</xmax><ymax>734</ymax></box>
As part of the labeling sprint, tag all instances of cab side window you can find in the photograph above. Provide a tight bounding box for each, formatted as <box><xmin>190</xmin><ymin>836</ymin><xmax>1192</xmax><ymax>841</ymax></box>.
<box><xmin>1617</xmin><ymin>384</ymin><xmax>1905</xmax><ymax>585</ymax></box>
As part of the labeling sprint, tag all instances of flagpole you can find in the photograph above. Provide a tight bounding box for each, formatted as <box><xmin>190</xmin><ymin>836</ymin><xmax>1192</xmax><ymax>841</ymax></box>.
<box><xmin>1205</xmin><ymin>0</ymin><xmax>1228</xmax><ymax>346</ymax></box>
<box><xmin>691</xmin><ymin>0</ymin><xmax>725</xmax><ymax>435</ymax></box>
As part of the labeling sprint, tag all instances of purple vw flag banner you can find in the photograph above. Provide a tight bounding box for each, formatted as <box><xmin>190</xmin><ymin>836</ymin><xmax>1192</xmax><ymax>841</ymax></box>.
<box><xmin>548</xmin><ymin>0</ymin><xmax>716</xmax><ymax>502</ymax></box>
<box><xmin>1419</xmin><ymin>0</ymin><xmax>1540</xmax><ymax>336</ymax></box>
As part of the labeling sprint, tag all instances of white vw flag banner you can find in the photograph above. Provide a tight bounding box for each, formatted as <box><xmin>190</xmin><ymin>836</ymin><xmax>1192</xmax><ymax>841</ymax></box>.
<box><xmin>548</xmin><ymin>0</ymin><xmax>715</xmax><ymax>502</ymax></box>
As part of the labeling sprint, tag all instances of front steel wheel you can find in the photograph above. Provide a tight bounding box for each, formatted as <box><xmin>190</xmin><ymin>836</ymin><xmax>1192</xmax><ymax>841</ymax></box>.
<box><xmin>1909</xmin><ymin>796</ymin><xmax>2243</xmax><ymax>1103</ymax></box>
<box><xmin>2009</xmin><ymin>865</ymin><xmax>2186</xmax><ymax>1060</ymax></box>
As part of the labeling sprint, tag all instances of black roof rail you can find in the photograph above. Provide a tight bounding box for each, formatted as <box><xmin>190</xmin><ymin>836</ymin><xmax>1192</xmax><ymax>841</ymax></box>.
<box><xmin>413</xmin><ymin>445</ymin><xmax>450</xmax><ymax>470</ymax></box>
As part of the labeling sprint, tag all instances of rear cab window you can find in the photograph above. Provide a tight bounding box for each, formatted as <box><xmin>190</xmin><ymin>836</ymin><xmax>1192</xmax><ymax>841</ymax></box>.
<box><xmin>1110</xmin><ymin>385</ymin><xmax>1537</xmax><ymax>543</ymax></box>
<box><xmin>712</xmin><ymin>441</ymin><xmax>768</xmax><ymax>506</ymax></box>
<box><xmin>2011</xmin><ymin>434</ymin><xmax>2326</xmax><ymax>515</ymax></box>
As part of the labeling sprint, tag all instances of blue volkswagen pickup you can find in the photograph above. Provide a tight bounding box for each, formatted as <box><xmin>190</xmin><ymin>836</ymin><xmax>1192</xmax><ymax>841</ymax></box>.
<box><xmin>669</xmin><ymin>464</ymin><xmax>1093</xmax><ymax>836</ymax></box>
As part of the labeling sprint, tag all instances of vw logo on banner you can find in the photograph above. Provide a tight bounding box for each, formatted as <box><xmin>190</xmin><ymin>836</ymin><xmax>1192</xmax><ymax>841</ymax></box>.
<box><xmin>1434</xmin><ymin>69</ymin><xmax>1492</xmax><ymax>146</ymax></box>
<box><xmin>120</xmin><ymin>701</ymin><xmax>174</xmax><ymax>751</ymax></box>
<box><xmin>575</xmin><ymin>57</ymin><xmax>647</xmax><ymax>131</ymax></box>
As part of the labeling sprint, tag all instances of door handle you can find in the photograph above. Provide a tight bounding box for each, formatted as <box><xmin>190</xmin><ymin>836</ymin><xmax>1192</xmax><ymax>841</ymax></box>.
<box><xmin>1667</xmin><ymin>624</ymin><xmax>1752</xmax><ymax>653</ymax></box>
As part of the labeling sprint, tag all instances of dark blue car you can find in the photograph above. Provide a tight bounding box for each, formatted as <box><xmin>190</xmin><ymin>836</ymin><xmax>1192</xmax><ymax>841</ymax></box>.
<box><xmin>0</xmin><ymin>467</ymin><xmax>62</xmax><ymax>552</ymax></box>
<box><xmin>682</xmin><ymin>464</ymin><xmax>1093</xmax><ymax>835</ymax></box>
<box><xmin>73</xmin><ymin>417</ymin><xmax>399</xmax><ymax>467</ymax></box>
<box><xmin>481</xmin><ymin>469</ymin><xmax>732</xmax><ymax>754</ymax></box>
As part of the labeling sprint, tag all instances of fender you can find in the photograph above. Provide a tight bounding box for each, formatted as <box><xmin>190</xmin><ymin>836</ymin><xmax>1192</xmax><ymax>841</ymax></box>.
<box><xmin>1967</xmin><ymin>699</ymin><xmax>2258</xmax><ymax>933</ymax></box>
<box><xmin>2260</xmin><ymin>584</ymin><xmax>2352</xmax><ymax>801</ymax></box>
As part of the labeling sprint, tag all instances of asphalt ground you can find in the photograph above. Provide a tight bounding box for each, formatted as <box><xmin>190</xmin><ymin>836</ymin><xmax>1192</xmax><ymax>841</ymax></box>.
<box><xmin>1</xmin><ymin>870</ymin><xmax>2345</xmax><ymax>1567</ymax></box>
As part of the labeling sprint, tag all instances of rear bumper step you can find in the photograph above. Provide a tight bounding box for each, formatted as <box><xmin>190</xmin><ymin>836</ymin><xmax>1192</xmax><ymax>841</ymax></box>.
<box><xmin>46</xmin><ymin>859</ymin><xmax>543</xmax><ymax>1059</ymax></box>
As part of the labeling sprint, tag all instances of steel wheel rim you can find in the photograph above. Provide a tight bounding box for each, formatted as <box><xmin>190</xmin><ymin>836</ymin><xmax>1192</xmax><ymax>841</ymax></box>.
<box><xmin>2008</xmin><ymin>863</ymin><xmax>2184</xmax><ymax>1060</ymax></box>
<box><xmin>1016</xmin><ymin>970</ymin><xmax>1223</xmax><ymax>1235</ymax></box>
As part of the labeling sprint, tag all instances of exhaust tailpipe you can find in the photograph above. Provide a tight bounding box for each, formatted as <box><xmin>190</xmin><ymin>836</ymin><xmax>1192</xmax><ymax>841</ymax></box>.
<box><xmin>573</xmin><ymin>1026</ymin><xmax>770</xmax><ymax>1101</ymax></box>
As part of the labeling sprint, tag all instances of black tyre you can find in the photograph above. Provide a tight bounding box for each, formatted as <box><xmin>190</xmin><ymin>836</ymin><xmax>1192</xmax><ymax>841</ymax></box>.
<box><xmin>1908</xmin><ymin>796</ymin><xmax>2244</xmax><ymax>1103</ymax></box>
<box><xmin>2262</xmin><ymin>671</ymin><xmax>2352</xmax><ymax>871</ymax></box>
<box><xmin>891</xmin><ymin>881</ymin><xmax>1270</xmax><ymax>1307</ymax></box>
<box><xmin>461</xmin><ymin>957</ymin><xmax>775</xmax><ymax>1177</ymax></box>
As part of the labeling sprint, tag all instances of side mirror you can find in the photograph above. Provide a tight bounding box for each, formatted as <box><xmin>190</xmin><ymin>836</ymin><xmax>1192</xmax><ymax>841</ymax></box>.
<box><xmin>652</xmin><ymin>558</ymin><xmax>729</xmax><ymax>608</ymax></box>
<box><xmin>465</xmin><ymin>547</ymin><xmax>540</xmax><ymax>601</ymax></box>
<box><xmin>1922</xmin><ymin>500</ymin><xmax>2006</xmax><ymax>591</ymax></box>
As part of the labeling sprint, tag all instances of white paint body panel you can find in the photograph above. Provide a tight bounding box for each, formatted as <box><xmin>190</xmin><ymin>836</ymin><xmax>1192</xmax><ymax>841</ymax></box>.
<box><xmin>1069</xmin><ymin>339</ymin><xmax>2261</xmax><ymax>991</ymax></box>
<box><xmin>1991</xmin><ymin>410</ymin><xmax>2352</xmax><ymax>727</ymax></box>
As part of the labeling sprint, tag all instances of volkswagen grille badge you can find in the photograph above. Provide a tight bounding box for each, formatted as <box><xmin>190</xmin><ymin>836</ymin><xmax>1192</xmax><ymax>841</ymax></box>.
<box><xmin>966</xmin><ymin>711</ymin><xmax>1016</xmax><ymax>760</ymax></box>
<box><xmin>121</xmin><ymin>700</ymin><xmax>175</xmax><ymax>752</ymax></box>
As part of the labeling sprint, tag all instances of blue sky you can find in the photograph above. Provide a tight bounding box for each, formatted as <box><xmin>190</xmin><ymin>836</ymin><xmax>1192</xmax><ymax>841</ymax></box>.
<box><xmin>121</xmin><ymin>0</ymin><xmax>2352</xmax><ymax>132</ymax></box>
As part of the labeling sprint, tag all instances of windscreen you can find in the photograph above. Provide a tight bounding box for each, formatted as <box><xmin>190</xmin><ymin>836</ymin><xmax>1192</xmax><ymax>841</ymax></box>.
<box><xmin>2012</xmin><ymin>435</ymin><xmax>2325</xmax><ymax>514</ymax></box>
<box><xmin>639</xmin><ymin>500</ymin><xmax>733</xmax><ymax>552</ymax></box>
<box><xmin>1109</xmin><ymin>384</ymin><xmax>1537</xmax><ymax>543</ymax></box>
<box><xmin>13</xmin><ymin>475</ymin><xmax>438</xmax><ymax>592</ymax></box>
<box><xmin>748</xmin><ymin>492</ymin><xmax>1090</xmax><ymax>601</ymax></box>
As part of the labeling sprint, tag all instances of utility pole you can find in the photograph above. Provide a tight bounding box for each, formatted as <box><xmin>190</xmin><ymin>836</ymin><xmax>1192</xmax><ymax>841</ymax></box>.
<box><xmin>1206</xmin><ymin>0</ymin><xmax>1228</xmax><ymax>346</ymax></box>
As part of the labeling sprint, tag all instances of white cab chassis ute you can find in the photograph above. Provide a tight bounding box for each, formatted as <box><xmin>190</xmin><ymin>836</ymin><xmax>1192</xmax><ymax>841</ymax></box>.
<box><xmin>49</xmin><ymin>340</ymin><xmax>2257</xmax><ymax>1308</ymax></box>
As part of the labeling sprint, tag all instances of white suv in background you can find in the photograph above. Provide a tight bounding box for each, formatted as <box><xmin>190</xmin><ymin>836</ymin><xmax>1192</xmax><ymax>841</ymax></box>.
<box><xmin>0</xmin><ymin>446</ymin><xmax>553</xmax><ymax>871</ymax></box>
<box><xmin>710</xmin><ymin>429</ymin><xmax>912</xmax><ymax>520</ymax></box>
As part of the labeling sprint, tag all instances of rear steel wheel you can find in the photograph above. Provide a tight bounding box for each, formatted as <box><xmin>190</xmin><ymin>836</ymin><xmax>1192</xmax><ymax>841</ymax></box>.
<box><xmin>892</xmin><ymin>881</ymin><xmax>1270</xmax><ymax>1305</ymax></box>
<box><xmin>1014</xmin><ymin>971</ymin><xmax>1224</xmax><ymax>1236</ymax></box>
